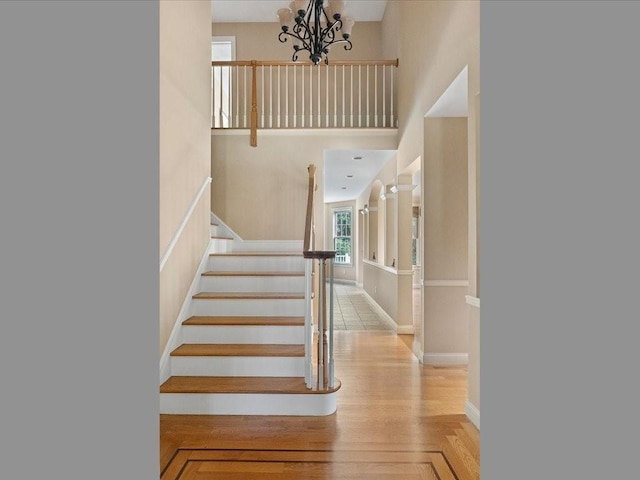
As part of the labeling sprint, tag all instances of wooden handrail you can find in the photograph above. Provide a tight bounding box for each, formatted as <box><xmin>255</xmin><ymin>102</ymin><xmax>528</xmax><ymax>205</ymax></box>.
<box><xmin>303</xmin><ymin>164</ymin><xmax>316</xmax><ymax>253</ymax></box>
<box><xmin>212</xmin><ymin>59</ymin><xmax>399</xmax><ymax>67</ymax></box>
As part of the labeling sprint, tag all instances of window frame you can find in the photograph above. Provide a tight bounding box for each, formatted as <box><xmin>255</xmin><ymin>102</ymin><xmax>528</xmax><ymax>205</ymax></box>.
<box><xmin>332</xmin><ymin>207</ymin><xmax>353</xmax><ymax>266</ymax></box>
<box><xmin>211</xmin><ymin>36</ymin><xmax>236</xmax><ymax>128</ymax></box>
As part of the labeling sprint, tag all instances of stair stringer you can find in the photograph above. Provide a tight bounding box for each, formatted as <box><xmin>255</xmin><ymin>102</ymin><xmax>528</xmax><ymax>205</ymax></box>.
<box><xmin>160</xmin><ymin>239</ymin><xmax>213</xmax><ymax>385</ymax></box>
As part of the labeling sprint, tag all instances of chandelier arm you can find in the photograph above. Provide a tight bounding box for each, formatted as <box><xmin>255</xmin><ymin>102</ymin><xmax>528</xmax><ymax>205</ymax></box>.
<box><xmin>279</xmin><ymin>0</ymin><xmax>352</xmax><ymax>65</ymax></box>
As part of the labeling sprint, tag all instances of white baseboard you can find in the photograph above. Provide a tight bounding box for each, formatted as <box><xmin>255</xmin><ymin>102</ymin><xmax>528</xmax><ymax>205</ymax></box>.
<box><xmin>465</xmin><ymin>295</ymin><xmax>480</xmax><ymax>308</ymax></box>
<box><xmin>465</xmin><ymin>400</ymin><xmax>480</xmax><ymax>430</ymax></box>
<box><xmin>159</xmin><ymin>239</ymin><xmax>213</xmax><ymax>384</ymax></box>
<box><xmin>396</xmin><ymin>325</ymin><xmax>415</xmax><ymax>334</ymax></box>
<box><xmin>361</xmin><ymin>289</ymin><xmax>400</xmax><ymax>331</ymax></box>
<box><xmin>423</xmin><ymin>352</ymin><xmax>469</xmax><ymax>365</ymax></box>
<box><xmin>333</xmin><ymin>279</ymin><xmax>356</xmax><ymax>285</ymax></box>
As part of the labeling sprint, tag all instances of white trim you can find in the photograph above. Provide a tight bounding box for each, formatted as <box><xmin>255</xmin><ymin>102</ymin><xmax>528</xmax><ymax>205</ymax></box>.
<box><xmin>211</xmin><ymin>36</ymin><xmax>236</xmax><ymax>61</ymax></box>
<box><xmin>465</xmin><ymin>400</ymin><xmax>480</xmax><ymax>430</ymax></box>
<box><xmin>363</xmin><ymin>259</ymin><xmax>396</xmax><ymax>275</ymax></box>
<box><xmin>210</xmin><ymin>211</ymin><xmax>242</xmax><ymax>240</ymax></box>
<box><xmin>397</xmin><ymin>270</ymin><xmax>414</xmax><ymax>276</ymax></box>
<box><xmin>366</xmin><ymin>206</ymin><xmax>379</xmax><ymax>212</ymax></box>
<box><xmin>160</xmin><ymin>176</ymin><xmax>212</xmax><ymax>272</ymax></box>
<box><xmin>391</xmin><ymin>184</ymin><xmax>417</xmax><ymax>192</ymax></box>
<box><xmin>355</xmin><ymin>282</ymin><xmax>363</xmax><ymax>288</ymax></box>
<box><xmin>333</xmin><ymin>279</ymin><xmax>356</xmax><ymax>285</ymax></box>
<box><xmin>423</xmin><ymin>280</ymin><xmax>469</xmax><ymax>287</ymax></box>
<box><xmin>211</xmin><ymin>128</ymin><xmax>398</xmax><ymax>137</ymax></box>
<box><xmin>396</xmin><ymin>325</ymin><xmax>415</xmax><ymax>334</ymax></box>
<box><xmin>160</xmin><ymin>391</ymin><xmax>337</xmax><ymax>416</ymax></box>
<box><xmin>423</xmin><ymin>353</ymin><xmax>469</xmax><ymax>365</ymax></box>
<box><xmin>159</xmin><ymin>240</ymin><xmax>213</xmax><ymax>384</ymax></box>
<box><xmin>415</xmin><ymin>347</ymin><xmax>425</xmax><ymax>363</ymax></box>
<box><xmin>360</xmin><ymin>289</ymin><xmax>406</xmax><ymax>333</ymax></box>
<box><xmin>465</xmin><ymin>295</ymin><xmax>480</xmax><ymax>308</ymax></box>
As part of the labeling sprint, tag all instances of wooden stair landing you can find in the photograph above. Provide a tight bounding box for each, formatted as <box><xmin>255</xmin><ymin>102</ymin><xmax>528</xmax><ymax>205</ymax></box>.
<box><xmin>160</xmin><ymin>376</ymin><xmax>340</xmax><ymax>394</ymax></box>
<box><xmin>209</xmin><ymin>252</ymin><xmax>302</xmax><ymax>257</ymax></box>
<box><xmin>192</xmin><ymin>292</ymin><xmax>304</xmax><ymax>300</ymax></box>
<box><xmin>170</xmin><ymin>344</ymin><xmax>304</xmax><ymax>357</ymax></box>
<box><xmin>182</xmin><ymin>316</ymin><xmax>304</xmax><ymax>326</ymax></box>
<box><xmin>202</xmin><ymin>271</ymin><xmax>304</xmax><ymax>277</ymax></box>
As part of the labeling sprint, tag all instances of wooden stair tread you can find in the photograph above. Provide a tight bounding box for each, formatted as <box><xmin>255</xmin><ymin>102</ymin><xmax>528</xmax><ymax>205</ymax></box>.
<box><xmin>193</xmin><ymin>292</ymin><xmax>304</xmax><ymax>299</ymax></box>
<box><xmin>160</xmin><ymin>376</ymin><xmax>341</xmax><ymax>394</ymax></box>
<box><xmin>183</xmin><ymin>316</ymin><xmax>304</xmax><ymax>326</ymax></box>
<box><xmin>170</xmin><ymin>344</ymin><xmax>304</xmax><ymax>357</ymax></box>
<box><xmin>202</xmin><ymin>271</ymin><xmax>304</xmax><ymax>277</ymax></box>
<box><xmin>211</xmin><ymin>235</ymin><xmax>234</xmax><ymax>240</ymax></box>
<box><xmin>209</xmin><ymin>251</ymin><xmax>302</xmax><ymax>257</ymax></box>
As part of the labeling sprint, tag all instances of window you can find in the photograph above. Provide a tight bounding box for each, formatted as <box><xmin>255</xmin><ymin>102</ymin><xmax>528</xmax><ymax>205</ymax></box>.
<box><xmin>333</xmin><ymin>208</ymin><xmax>352</xmax><ymax>265</ymax></box>
<box><xmin>211</xmin><ymin>37</ymin><xmax>235</xmax><ymax>128</ymax></box>
<box><xmin>412</xmin><ymin>206</ymin><xmax>420</xmax><ymax>266</ymax></box>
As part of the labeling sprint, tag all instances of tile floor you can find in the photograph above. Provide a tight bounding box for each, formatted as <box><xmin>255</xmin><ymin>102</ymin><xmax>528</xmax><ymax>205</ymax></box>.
<box><xmin>327</xmin><ymin>283</ymin><xmax>396</xmax><ymax>331</ymax></box>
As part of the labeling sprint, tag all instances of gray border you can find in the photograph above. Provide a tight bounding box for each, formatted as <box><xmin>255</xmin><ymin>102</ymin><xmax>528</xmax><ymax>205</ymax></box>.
<box><xmin>0</xmin><ymin>1</ymin><xmax>158</xmax><ymax>478</ymax></box>
<box><xmin>482</xmin><ymin>1</ymin><xmax>640</xmax><ymax>479</ymax></box>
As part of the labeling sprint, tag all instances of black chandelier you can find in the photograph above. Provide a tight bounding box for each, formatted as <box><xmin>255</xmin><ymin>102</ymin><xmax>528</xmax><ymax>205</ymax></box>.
<box><xmin>277</xmin><ymin>0</ymin><xmax>355</xmax><ymax>65</ymax></box>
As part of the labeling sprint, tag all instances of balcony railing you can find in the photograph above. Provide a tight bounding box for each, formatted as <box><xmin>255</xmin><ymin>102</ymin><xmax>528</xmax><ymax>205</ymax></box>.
<box><xmin>212</xmin><ymin>60</ymin><xmax>398</xmax><ymax>146</ymax></box>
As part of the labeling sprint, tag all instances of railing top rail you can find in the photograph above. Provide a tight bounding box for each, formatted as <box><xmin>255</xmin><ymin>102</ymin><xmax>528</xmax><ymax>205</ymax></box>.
<box><xmin>212</xmin><ymin>59</ymin><xmax>399</xmax><ymax>67</ymax></box>
<box><xmin>303</xmin><ymin>164</ymin><xmax>316</xmax><ymax>253</ymax></box>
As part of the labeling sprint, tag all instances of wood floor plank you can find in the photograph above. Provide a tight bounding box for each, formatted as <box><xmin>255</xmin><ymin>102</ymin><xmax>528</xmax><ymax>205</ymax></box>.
<box><xmin>182</xmin><ymin>316</ymin><xmax>305</xmax><ymax>326</ymax></box>
<box><xmin>170</xmin><ymin>344</ymin><xmax>304</xmax><ymax>357</ymax></box>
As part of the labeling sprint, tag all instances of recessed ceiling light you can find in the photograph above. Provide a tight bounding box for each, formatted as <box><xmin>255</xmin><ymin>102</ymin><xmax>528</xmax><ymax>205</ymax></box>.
<box><xmin>341</xmin><ymin>186</ymin><xmax>347</xmax><ymax>190</ymax></box>
<box><xmin>353</xmin><ymin>156</ymin><xmax>362</xmax><ymax>160</ymax></box>
<box><xmin>345</xmin><ymin>174</ymin><xmax>353</xmax><ymax>179</ymax></box>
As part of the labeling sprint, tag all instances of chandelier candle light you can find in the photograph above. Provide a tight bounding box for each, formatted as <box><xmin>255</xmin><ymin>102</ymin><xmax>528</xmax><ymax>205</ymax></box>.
<box><xmin>277</xmin><ymin>0</ymin><xmax>355</xmax><ymax>65</ymax></box>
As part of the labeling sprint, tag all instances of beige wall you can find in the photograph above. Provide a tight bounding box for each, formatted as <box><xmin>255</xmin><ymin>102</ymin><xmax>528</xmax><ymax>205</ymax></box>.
<box><xmin>363</xmin><ymin>261</ymin><xmax>397</xmax><ymax>322</ymax></box>
<box><xmin>211</xmin><ymin>132</ymin><xmax>396</xmax><ymax>241</ymax></box>
<box><xmin>381</xmin><ymin>1</ymin><xmax>479</xmax><ymax>417</ymax></box>
<box><xmin>325</xmin><ymin>200</ymin><xmax>357</xmax><ymax>283</ymax></box>
<box><xmin>423</xmin><ymin>118</ymin><xmax>468</xmax><ymax>280</ymax></box>
<box><xmin>159</xmin><ymin>0</ymin><xmax>212</xmax><ymax>356</ymax></box>
<box><xmin>212</xmin><ymin>22</ymin><xmax>383</xmax><ymax>61</ymax></box>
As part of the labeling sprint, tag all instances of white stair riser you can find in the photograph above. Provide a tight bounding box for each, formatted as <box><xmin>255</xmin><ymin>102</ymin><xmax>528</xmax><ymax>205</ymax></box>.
<box><xmin>207</xmin><ymin>256</ymin><xmax>305</xmax><ymax>272</ymax></box>
<box><xmin>190</xmin><ymin>298</ymin><xmax>305</xmax><ymax>316</ymax></box>
<box><xmin>160</xmin><ymin>392</ymin><xmax>337</xmax><ymax>415</ymax></box>
<box><xmin>231</xmin><ymin>240</ymin><xmax>303</xmax><ymax>252</ymax></box>
<box><xmin>170</xmin><ymin>356</ymin><xmax>304</xmax><ymax>377</ymax></box>
<box><xmin>199</xmin><ymin>275</ymin><xmax>305</xmax><ymax>293</ymax></box>
<box><xmin>182</xmin><ymin>325</ymin><xmax>305</xmax><ymax>344</ymax></box>
<box><xmin>209</xmin><ymin>238</ymin><xmax>233</xmax><ymax>253</ymax></box>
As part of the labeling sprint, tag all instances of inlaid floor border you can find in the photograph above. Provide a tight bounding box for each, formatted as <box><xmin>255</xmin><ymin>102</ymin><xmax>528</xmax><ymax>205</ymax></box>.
<box><xmin>161</xmin><ymin>447</ymin><xmax>460</xmax><ymax>480</ymax></box>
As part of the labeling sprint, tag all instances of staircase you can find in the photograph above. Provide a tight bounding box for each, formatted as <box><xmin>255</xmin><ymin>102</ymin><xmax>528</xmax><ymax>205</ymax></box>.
<box><xmin>159</xmin><ymin>219</ymin><xmax>340</xmax><ymax>416</ymax></box>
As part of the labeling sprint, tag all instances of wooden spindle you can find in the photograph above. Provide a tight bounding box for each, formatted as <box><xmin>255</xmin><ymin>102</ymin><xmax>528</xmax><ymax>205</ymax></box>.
<box><xmin>250</xmin><ymin>61</ymin><xmax>257</xmax><ymax>146</ymax></box>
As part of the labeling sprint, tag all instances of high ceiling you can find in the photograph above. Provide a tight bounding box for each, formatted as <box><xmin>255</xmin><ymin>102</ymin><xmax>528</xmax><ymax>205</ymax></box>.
<box><xmin>211</xmin><ymin>0</ymin><xmax>395</xmax><ymax>204</ymax></box>
<box><xmin>211</xmin><ymin>1</ymin><xmax>388</xmax><ymax>24</ymax></box>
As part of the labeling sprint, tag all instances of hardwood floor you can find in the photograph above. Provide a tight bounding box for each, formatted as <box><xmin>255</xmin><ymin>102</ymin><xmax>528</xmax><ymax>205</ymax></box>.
<box><xmin>160</xmin><ymin>331</ymin><xmax>480</xmax><ymax>479</ymax></box>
